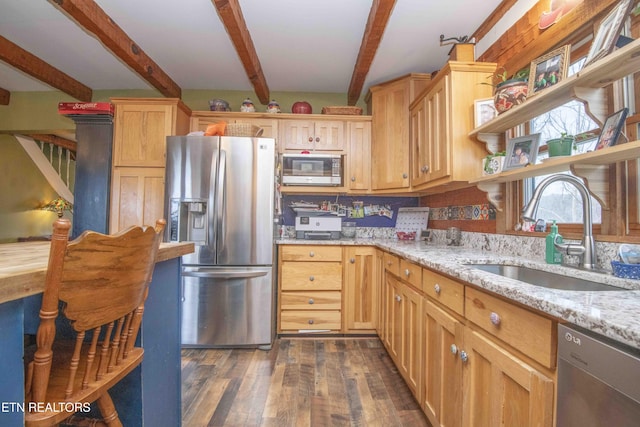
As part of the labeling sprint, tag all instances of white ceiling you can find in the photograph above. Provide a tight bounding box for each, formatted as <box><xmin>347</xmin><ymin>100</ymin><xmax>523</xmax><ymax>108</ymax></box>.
<box><xmin>0</xmin><ymin>0</ymin><xmax>504</xmax><ymax>101</ymax></box>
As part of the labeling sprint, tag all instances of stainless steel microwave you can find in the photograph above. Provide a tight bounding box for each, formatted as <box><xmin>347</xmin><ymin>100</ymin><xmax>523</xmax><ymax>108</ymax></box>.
<box><xmin>280</xmin><ymin>153</ymin><xmax>343</xmax><ymax>186</ymax></box>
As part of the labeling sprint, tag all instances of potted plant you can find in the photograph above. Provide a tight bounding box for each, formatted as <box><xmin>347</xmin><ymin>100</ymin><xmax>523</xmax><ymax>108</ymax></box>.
<box><xmin>546</xmin><ymin>132</ymin><xmax>574</xmax><ymax>157</ymax></box>
<box><xmin>484</xmin><ymin>67</ymin><xmax>529</xmax><ymax>114</ymax></box>
<box><xmin>483</xmin><ymin>151</ymin><xmax>506</xmax><ymax>175</ymax></box>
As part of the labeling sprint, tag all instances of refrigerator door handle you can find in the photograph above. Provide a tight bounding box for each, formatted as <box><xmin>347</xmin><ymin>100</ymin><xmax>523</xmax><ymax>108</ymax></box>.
<box><xmin>216</xmin><ymin>149</ymin><xmax>227</xmax><ymax>254</ymax></box>
<box><xmin>182</xmin><ymin>267</ymin><xmax>270</xmax><ymax>279</ymax></box>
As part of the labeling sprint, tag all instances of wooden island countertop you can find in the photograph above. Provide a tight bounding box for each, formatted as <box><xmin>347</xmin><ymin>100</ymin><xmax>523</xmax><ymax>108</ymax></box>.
<box><xmin>0</xmin><ymin>241</ymin><xmax>194</xmax><ymax>305</ymax></box>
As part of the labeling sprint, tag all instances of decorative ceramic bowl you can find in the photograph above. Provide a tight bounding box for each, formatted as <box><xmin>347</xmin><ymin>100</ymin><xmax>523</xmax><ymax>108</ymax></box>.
<box><xmin>209</xmin><ymin>99</ymin><xmax>230</xmax><ymax>111</ymax></box>
<box><xmin>493</xmin><ymin>79</ymin><xmax>528</xmax><ymax>114</ymax></box>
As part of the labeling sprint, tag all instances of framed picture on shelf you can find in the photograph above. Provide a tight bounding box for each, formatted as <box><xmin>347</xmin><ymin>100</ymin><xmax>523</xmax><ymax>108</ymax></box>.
<box><xmin>503</xmin><ymin>134</ymin><xmax>541</xmax><ymax>170</ymax></box>
<box><xmin>528</xmin><ymin>45</ymin><xmax>570</xmax><ymax>96</ymax></box>
<box><xmin>583</xmin><ymin>0</ymin><xmax>634</xmax><ymax>69</ymax></box>
<box><xmin>594</xmin><ymin>108</ymin><xmax>628</xmax><ymax>151</ymax></box>
<box><xmin>474</xmin><ymin>98</ymin><xmax>497</xmax><ymax>127</ymax></box>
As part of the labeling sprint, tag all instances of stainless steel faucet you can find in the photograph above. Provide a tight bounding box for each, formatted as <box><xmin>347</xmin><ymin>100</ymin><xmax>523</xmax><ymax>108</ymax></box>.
<box><xmin>521</xmin><ymin>174</ymin><xmax>597</xmax><ymax>270</ymax></box>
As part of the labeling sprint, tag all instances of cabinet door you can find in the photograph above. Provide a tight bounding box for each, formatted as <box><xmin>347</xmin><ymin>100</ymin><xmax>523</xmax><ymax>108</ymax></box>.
<box><xmin>423</xmin><ymin>300</ymin><xmax>464</xmax><ymax>427</ymax></box>
<box><xmin>344</xmin><ymin>246</ymin><xmax>377</xmax><ymax>332</ymax></box>
<box><xmin>375</xmin><ymin>250</ymin><xmax>385</xmax><ymax>338</ymax></box>
<box><xmin>371</xmin><ymin>80</ymin><xmax>410</xmax><ymax>189</ymax></box>
<box><xmin>400</xmin><ymin>281</ymin><xmax>422</xmax><ymax>399</ymax></box>
<box><xmin>347</xmin><ymin>121</ymin><xmax>371</xmax><ymax>191</ymax></box>
<box><xmin>313</xmin><ymin>120</ymin><xmax>345</xmax><ymax>151</ymax></box>
<box><xmin>424</xmin><ymin>75</ymin><xmax>450</xmax><ymax>182</ymax></box>
<box><xmin>113</xmin><ymin>103</ymin><xmax>174</xmax><ymax>167</ymax></box>
<box><xmin>280</xmin><ymin>120</ymin><xmax>315</xmax><ymax>151</ymax></box>
<box><xmin>462</xmin><ymin>329</ymin><xmax>554</xmax><ymax>427</ymax></box>
<box><xmin>110</xmin><ymin>167</ymin><xmax>165</xmax><ymax>232</ymax></box>
<box><xmin>410</xmin><ymin>96</ymin><xmax>429</xmax><ymax>187</ymax></box>
<box><xmin>387</xmin><ymin>275</ymin><xmax>402</xmax><ymax>361</ymax></box>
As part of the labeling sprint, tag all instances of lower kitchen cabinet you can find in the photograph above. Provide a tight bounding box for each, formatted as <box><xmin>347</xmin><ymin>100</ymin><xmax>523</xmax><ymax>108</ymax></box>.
<box><xmin>423</xmin><ymin>299</ymin><xmax>464</xmax><ymax>427</ymax></box>
<box><xmin>343</xmin><ymin>246</ymin><xmax>378</xmax><ymax>332</ymax></box>
<box><xmin>278</xmin><ymin>245</ymin><xmax>343</xmax><ymax>333</ymax></box>
<box><xmin>383</xmin><ymin>266</ymin><xmax>423</xmax><ymax>399</ymax></box>
<box><xmin>462</xmin><ymin>327</ymin><xmax>554</xmax><ymax>427</ymax></box>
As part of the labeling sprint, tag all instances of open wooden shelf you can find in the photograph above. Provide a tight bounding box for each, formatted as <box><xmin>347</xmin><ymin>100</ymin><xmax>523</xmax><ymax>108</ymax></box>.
<box><xmin>470</xmin><ymin>39</ymin><xmax>640</xmax><ymax>154</ymax></box>
<box><xmin>472</xmin><ymin>140</ymin><xmax>640</xmax><ymax>211</ymax></box>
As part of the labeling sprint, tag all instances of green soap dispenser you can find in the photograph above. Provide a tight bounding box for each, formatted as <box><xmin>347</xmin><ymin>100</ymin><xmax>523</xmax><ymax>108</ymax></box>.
<box><xmin>545</xmin><ymin>220</ymin><xmax>563</xmax><ymax>264</ymax></box>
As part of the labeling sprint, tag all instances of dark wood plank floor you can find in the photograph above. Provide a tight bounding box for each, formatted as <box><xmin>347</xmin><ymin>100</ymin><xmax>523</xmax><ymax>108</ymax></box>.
<box><xmin>181</xmin><ymin>337</ymin><xmax>431</xmax><ymax>427</ymax></box>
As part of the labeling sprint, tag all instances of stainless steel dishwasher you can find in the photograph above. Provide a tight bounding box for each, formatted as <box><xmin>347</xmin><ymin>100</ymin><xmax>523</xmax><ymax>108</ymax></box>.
<box><xmin>557</xmin><ymin>324</ymin><xmax>640</xmax><ymax>427</ymax></box>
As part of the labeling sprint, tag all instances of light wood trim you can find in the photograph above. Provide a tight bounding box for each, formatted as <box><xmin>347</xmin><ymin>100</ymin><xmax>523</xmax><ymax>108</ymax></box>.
<box><xmin>50</xmin><ymin>0</ymin><xmax>181</xmax><ymax>99</ymax></box>
<box><xmin>212</xmin><ymin>0</ymin><xmax>269</xmax><ymax>104</ymax></box>
<box><xmin>347</xmin><ymin>0</ymin><xmax>396</xmax><ymax>105</ymax></box>
<box><xmin>26</xmin><ymin>134</ymin><xmax>77</xmax><ymax>154</ymax></box>
<box><xmin>0</xmin><ymin>35</ymin><xmax>91</xmax><ymax>101</ymax></box>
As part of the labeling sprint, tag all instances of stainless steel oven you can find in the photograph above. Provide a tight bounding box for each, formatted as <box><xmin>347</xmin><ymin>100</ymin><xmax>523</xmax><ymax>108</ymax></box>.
<box><xmin>557</xmin><ymin>324</ymin><xmax>640</xmax><ymax>427</ymax></box>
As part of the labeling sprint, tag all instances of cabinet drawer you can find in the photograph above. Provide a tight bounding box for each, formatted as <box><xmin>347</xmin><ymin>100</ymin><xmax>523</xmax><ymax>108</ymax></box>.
<box><xmin>280</xmin><ymin>310</ymin><xmax>341</xmax><ymax>331</ymax></box>
<box><xmin>383</xmin><ymin>252</ymin><xmax>400</xmax><ymax>276</ymax></box>
<box><xmin>422</xmin><ymin>269</ymin><xmax>464</xmax><ymax>316</ymax></box>
<box><xmin>465</xmin><ymin>287</ymin><xmax>556</xmax><ymax>368</ymax></box>
<box><xmin>280</xmin><ymin>291</ymin><xmax>341</xmax><ymax>310</ymax></box>
<box><xmin>281</xmin><ymin>261</ymin><xmax>342</xmax><ymax>290</ymax></box>
<box><xmin>399</xmin><ymin>259</ymin><xmax>422</xmax><ymax>290</ymax></box>
<box><xmin>281</xmin><ymin>245</ymin><xmax>342</xmax><ymax>261</ymax></box>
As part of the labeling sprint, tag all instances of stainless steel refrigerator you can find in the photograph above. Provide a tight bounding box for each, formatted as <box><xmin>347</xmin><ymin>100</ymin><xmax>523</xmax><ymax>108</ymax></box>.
<box><xmin>164</xmin><ymin>136</ymin><xmax>277</xmax><ymax>348</ymax></box>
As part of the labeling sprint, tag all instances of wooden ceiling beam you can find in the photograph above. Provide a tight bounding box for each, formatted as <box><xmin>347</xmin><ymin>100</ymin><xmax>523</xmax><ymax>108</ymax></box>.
<box><xmin>49</xmin><ymin>0</ymin><xmax>181</xmax><ymax>99</ymax></box>
<box><xmin>0</xmin><ymin>35</ymin><xmax>92</xmax><ymax>101</ymax></box>
<box><xmin>0</xmin><ymin>87</ymin><xmax>9</xmax><ymax>105</ymax></box>
<box><xmin>347</xmin><ymin>0</ymin><xmax>396</xmax><ymax>106</ymax></box>
<box><xmin>212</xmin><ymin>0</ymin><xmax>270</xmax><ymax>105</ymax></box>
<box><xmin>26</xmin><ymin>133</ymin><xmax>77</xmax><ymax>154</ymax></box>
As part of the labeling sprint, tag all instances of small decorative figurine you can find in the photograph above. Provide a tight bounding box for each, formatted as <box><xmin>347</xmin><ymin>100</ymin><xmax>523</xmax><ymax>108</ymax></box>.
<box><xmin>266</xmin><ymin>99</ymin><xmax>281</xmax><ymax>114</ymax></box>
<box><xmin>208</xmin><ymin>98</ymin><xmax>230</xmax><ymax>111</ymax></box>
<box><xmin>240</xmin><ymin>97</ymin><xmax>255</xmax><ymax>112</ymax></box>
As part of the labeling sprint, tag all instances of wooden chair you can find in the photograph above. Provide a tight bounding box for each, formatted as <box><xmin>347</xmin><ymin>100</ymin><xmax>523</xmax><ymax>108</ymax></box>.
<box><xmin>24</xmin><ymin>217</ymin><xmax>166</xmax><ymax>427</ymax></box>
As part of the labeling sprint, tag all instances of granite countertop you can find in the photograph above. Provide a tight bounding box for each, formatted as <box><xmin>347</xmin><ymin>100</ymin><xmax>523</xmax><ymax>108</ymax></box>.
<box><xmin>278</xmin><ymin>238</ymin><xmax>640</xmax><ymax>350</ymax></box>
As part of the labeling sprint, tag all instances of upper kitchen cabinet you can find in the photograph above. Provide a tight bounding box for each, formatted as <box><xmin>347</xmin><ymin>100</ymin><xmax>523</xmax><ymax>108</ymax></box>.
<box><xmin>346</xmin><ymin>120</ymin><xmax>372</xmax><ymax>191</ymax></box>
<box><xmin>368</xmin><ymin>73</ymin><xmax>432</xmax><ymax>191</ymax></box>
<box><xmin>190</xmin><ymin>112</ymin><xmax>278</xmax><ymax>139</ymax></box>
<box><xmin>111</xmin><ymin>98</ymin><xmax>191</xmax><ymax>167</ymax></box>
<box><xmin>280</xmin><ymin>118</ymin><xmax>345</xmax><ymax>152</ymax></box>
<box><xmin>409</xmin><ymin>61</ymin><xmax>496</xmax><ymax>191</ymax></box>
<box><xmin>110</xmin><ymin>98</ymin><xmax>191</xmax><ymax>233</ymax></box>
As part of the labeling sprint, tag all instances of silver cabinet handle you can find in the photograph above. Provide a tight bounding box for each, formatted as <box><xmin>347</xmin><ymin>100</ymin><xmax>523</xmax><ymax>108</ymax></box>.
<box><xmin>350</xmin><ymin>258</ymin><xmax>355</xmax><ymax>263</ymax></box>
<box><xmin>395</xmin><ymin>295</ymin><xmax>402</xmax><ymax>302</ymax></box>
<box><xmin>308</xmin><ymin>319</ymin><xmax>314</xmax><ymax>324</ymax></box>
<box><xmin>309</xmin><ymin>251</ymin><xmax>315</xmax><ymax>257</ymax></box>
<box><xmin>421</xmin><ymin>165</ymin><xmax>429</xmax><ymax>173</ymax></box>
<box><xmin>309</xmin><ymin>275</ymin><xmax>315</xmax><ymax>282</ymax></box>
<box><xmin>405</xmin><ymin>269</ymin><xmax>410</xmax><ymax>277</ymax></box>
<box><xmin>450</xmin><ymin>344</ymin><xmax>458</xmax><ymax>355</ymax></box>
<box><xmin>402</xmin><ymin>173</ymin><xmax>408</xmax><ymax>179</ymax></box>
<box><xmin>315</xmin><ymin>137</ymin><xmax>320</xmax><ymax>143</ymax></box>
<box><xmin>308</xmin><ymin>137</ymin><xmax>314</xmax><ymax>143</ymax></box>
<box><xmin>490</xmin><ymin>312</ymin><xmax>501</xmax><ymax>326</ymax></box>
<box><xmin>434</xmin><ymin>284</ymin><xmax>441</xmax><ymax>294</ymax></box>
<box><xmin>351</xmin><ymin>176</ymin><xmax>356</xmax><ymax>182</ymax></box>
<box><xmin>460</xmin><ymin>350</ymin><xmax>468</xmax><ymax>363</ymax></box>
<box><xmin>308</xmin><ymin>298</ymin><xmax>314</xmax><ymax>304</ymax></box>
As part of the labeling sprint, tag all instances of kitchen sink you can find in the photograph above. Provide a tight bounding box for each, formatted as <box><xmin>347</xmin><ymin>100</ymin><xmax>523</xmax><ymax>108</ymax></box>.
<box><xmin>465</xmin><ymin>263</ymin><xmax>626</xmax><ymax>291</ymax></box>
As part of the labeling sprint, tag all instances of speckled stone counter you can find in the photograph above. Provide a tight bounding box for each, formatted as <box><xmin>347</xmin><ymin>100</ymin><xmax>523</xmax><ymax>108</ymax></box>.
<box><xmin>277</xmin><ymin>237</ymin><xmax>640</xmax><ymax>350</ymax></box>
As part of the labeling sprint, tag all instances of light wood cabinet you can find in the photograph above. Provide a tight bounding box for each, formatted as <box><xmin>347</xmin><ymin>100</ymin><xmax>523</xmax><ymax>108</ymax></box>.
<box><xmin>343</xmin><ymin>246</ymin><xmax>378</xmax><ymax>332</ymax></box>
<box><xmin>409</xmin><ymin>62</ymin><xmax>495</xmax><ymax>191</ymax></box>
<box><xmin>382</xmin><ymin>259</ymin><xmax>423</xmax><ymax>400</ymax></box>
<box><xmin>346</xmin><ymin>120</ymin><xmax>371</xmax><ymax>192</ymax></box>
<box><xmin>369</xmin><ymin>73</ymin><xmax>431</xmax><ymax>190</ymax></box>
<box><xmin>280</xmin><ymin>119</ymin><xmax>345</xmax><ymax>152</ymax></box>
<box><xmin>109</xmin><ymin>167</ymin><xmax>165</xmax><ymax>233</ymax></box>
<box><xmin>462</xmin><ymin>328</ymin><xmax>554</xmax><ymax>427</ymax></box>
<box><xmin>422</xmin><ymin>299</ymin><xmax>464</xmax><ymax>427</ymax></box>
<box><xmin>278</xmin><ymin>245</ymin><xmax>343</xmax><ymax>333</ymax></box>
<box><xmin>109</xmin><ymin>98</ymin><xmax>190</xmax><ymax>232</ymax></box>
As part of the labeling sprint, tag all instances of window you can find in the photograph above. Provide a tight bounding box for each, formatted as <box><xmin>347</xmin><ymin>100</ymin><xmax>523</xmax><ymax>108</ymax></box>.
<box><xmin>526</xmin><ymin>59</ymin><xmax>602</xmax><ymax>225</ymax></box>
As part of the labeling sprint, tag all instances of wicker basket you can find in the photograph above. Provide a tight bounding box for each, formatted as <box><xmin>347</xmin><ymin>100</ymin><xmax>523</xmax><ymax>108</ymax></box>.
<box><xmin>225</xmin><ymin>123</ymin><xmax>264</xmax><ymax>137</ymax></box>
<box><xmin>321</xmin><ymin>106</ymin><xmax>363</xmax><ymax>115</ymax></box>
